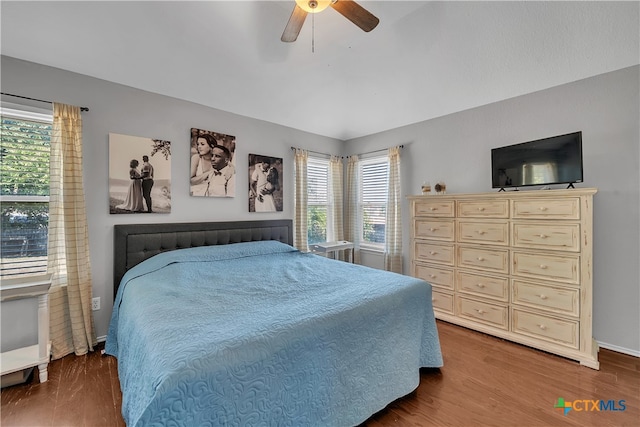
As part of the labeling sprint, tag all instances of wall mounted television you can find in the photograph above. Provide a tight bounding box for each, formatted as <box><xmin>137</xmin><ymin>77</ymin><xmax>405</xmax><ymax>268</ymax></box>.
<box><xmin>491</xmin><ymin>131</ymin><xmax>583</xmax><ymax>190</ymax></box>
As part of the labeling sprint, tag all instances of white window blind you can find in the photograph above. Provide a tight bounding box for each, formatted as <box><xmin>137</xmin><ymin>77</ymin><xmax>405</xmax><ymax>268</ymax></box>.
<box><xmin>307</xmin><ymin>157</ymin><xmax>330</xmax><ymax>244</ymax></box>
<box><xmin>1</xmin><ymin>110</ymin><xmax>52</xmax><ymax>277</ymax></box>
<box><xmin>360</xmin><ymin>156</ymin><xmax>388</xmax><ymax>247</ymax></box>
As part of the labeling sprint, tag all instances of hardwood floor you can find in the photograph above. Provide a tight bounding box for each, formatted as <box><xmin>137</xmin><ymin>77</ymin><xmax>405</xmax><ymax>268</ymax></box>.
<box><xmin>2</xmin><ymin>320</ymin><xmax>638</xmax><ymax>426</ymax></box>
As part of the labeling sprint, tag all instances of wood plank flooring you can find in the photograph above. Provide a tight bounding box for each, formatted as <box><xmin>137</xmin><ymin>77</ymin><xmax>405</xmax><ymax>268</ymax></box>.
<box><xmin>2</xmin><ymin>320</ymin><xmax>638</xmax><ymax>426</ymax></box>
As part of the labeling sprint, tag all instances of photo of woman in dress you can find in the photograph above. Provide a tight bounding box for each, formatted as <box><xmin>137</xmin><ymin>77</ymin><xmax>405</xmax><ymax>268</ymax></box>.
<box><xmin>249</xmin><ymin>154</ymin><xmax>283</xmax><ymax>212</ymax></box>
<box><xmin>115</xmin><ymin>159</ymin><xmax>144</xmax><ymax>212</ymax></box>
<box><xmin>109</xmin><ymin>133</ymin><xmax>172</xmax><ymax>214</ymax></box>
<box><xmin>190</xmin><ymin>133</ymin><xmax>215</xmax><ymax>196</ymax></box>
<box><xmin>189</xmin><ymin>128</ymin><xmax>236</xmax><ymax>197</ymax></box>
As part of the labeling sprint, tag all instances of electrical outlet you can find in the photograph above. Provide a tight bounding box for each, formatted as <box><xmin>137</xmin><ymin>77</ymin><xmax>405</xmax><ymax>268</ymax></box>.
<box><xmin>92</xmin><ymin>297</ymin><xmax>101</xmax><ymax>311</ymax></box>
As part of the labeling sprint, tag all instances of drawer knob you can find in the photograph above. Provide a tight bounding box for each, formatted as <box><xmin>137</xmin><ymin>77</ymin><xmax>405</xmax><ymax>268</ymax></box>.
<box><xmin>429</xmin><ymin>227</ymin><xmax>438</xmax><ymax>232</ymax></box>
<box><xmin>430</xmin><ymin>251</ymin><xmax>438</xmax><ymax>255</ymax></box>
<box><xmin>477</xmin><ymin>256</ymin><xmax>485</xmax><ymax>261</ymax></box>
<box><xmin>432</xmin><ymin>298</ymin><xmax>436</xmax><ymax>302</ymax></box>
<box><xmin>539</xmin><ymin>206</ymin><xmax>548</xmax><ymax>211</ymax></box>
<box><xmin>478</xmin><ymin>207</ymin><xmax>485</xmax><ymax>211</ymax></box>
<box><xmin>429</xmin><ymin>274</ymin><xmax>437</xmax><ymax>279</ymax></box>
<box><xmin>539</xmin><ymin>264</ymin><xmax>548</xmax><ymax>269</ymax></box>
<box><xmin>476</xmin><ymin>309</ymin><xmax>486</xmax><ymax>315</ymax></box>
<box><xmin>537</xmin><ymin>324</ymin><xmax>547</xmax><ymax>331</ymax></box>
<box><xmin>539</xmin><ymin>234</ymin><xmax>548</xmax><ymax>239</ymax></box>
<box><xmin>476</xmin><ymin>230</ymin><xmax>486</xmax><ymax>235</ymax></box>
<box><xmin>476</xmin><ymin>283</ymin><xmax>485</xmax><ymax>288</ymax></box>
<box><xmin>539</xmin><ymin>294</ymin><xmax>548</xmax><ymax>300</ymax></box>
<box><xmin>429</xmin><ymin>207</ymin><xmax>437</xmax><ymax>211</ymax></box>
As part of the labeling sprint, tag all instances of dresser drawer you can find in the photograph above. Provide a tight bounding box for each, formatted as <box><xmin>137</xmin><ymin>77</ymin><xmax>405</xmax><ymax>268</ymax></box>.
<box><xmin>512</xmin><ymin>308</ymin><xmax>579</xmax><ymax>349</ymax></box>
<box><xmin>456</xmin><ymin>271</ymin><xmax>508</xmax><ymax>301</ymax></box>
<box><xmin>512</xmin><ymin>222</ymin><xmax>580</xmax><ymax>252</ymax></box>
<box><xmin>431</xmin><ymin>290</ymin><xmax>454</xmax><ymax>314</ymax></box>
<box><xmin>415</xmin><ymin>219</ymin><xmax>455</xmax><ymax>241</ymax></box>
<box><xmin>512</xmin><ymin>279</ymin><xmax>579</xmax><ymax>317</ymax></box>
<box><xmin>414</xmin><ymin>200</ymin><xmax>455</xmax><ymax>217</ymax></box>
<box><xmin>458</xmin><ymin>220</ymin><xmax>509</xmax><ymax>245</ymax></box>
<box><xmin>457</xmin><ymin>246</ymin><xmax>509</xmax><ymax>273</ymax></box>
<box><xmin>512</xmin><ymin>198</ymin><xmax>580</xmax><ymax>220</ymax></box>
<box><xmin>512</xmin><ymin>251</ymin><xmax>579</xmax><ymax>284</ymax></box>
<box><xmin>414</xmin><ymin>264</ymin><xmax>454</xmax><ymax>289</ymax></box>
<box><xmin>457</xmin><ymin>296</ymin><xmax>508</xmax><ymax>330</ymax></box>
<box><xmin>457</xmin><ymin>200</ymin><xmax>509</xmax><ymax>218</ymax></box>
<box><xmin>415</xmin><ymin>242</ymin><xmax>455</xmax><ymax>266</ymax></box>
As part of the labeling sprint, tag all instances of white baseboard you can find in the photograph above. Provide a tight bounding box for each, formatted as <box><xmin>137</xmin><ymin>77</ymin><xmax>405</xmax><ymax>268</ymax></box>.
<box><xmin>597</xmin><ymin>341</ymin><xmax>640</xmax><ymax>358</ymax></box>
<box><xmin>96</xmin><ymin>335</ymin><xmax>107</xmax><ymax>343</ymax></box>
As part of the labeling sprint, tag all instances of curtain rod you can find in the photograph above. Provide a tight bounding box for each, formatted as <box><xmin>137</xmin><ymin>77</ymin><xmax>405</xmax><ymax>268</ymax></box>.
<box><xmin>290</xmin><ymin>146</ymin><xmax>338</xmax><ymax>158</ymax></box>
<box><xmin>291</xmin><ymin>144</ymin><xmax>404</xmax><ymax>159</ymax></box>
<box><xmin>1</xmin><ymin>92</ymin><xmax>89</xmax><ymax>112</ymax></box>
<box><xmin>352</xmin><ymin>144</ymin><xmax>404</xmax><ymax>157</ymax></box>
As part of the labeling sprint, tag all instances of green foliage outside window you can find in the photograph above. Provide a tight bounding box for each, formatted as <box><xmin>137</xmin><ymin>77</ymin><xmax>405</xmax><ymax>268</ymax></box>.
<box><xmin>1</xmin><ymin>202</ymin><xmax>48</xmax><ymax>257</ymax></box>
<box><xmin>1</xmin><ymin>116</ymin><xmax>51</xmax><ymax>262</ymax></box>
<box><xmin>308</xmin><ymin>206</ymin><xmax>327</xmax><ymax>244</ymax></box>
<box><xmin>1</xmin><ymin>117</ymin><xmax>51</xmax><ymax>196</ymax></box>
<box><xmin>363</xmin><ymin>208</ymin><xmax>386</xmax><ymax>244</ymax></box>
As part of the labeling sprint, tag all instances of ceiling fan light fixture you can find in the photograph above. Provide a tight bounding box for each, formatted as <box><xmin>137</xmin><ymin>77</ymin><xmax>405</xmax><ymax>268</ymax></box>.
<box><xmin>295</xmin><ymin>0</ymin><xmax>332</xmax><ymax>14</ymax></box>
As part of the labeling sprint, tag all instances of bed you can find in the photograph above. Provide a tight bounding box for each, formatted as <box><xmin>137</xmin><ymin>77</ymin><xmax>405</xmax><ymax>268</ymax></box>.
<box><xmin>106</xmin><ymin>220</ymin><xmax>443</xmax><ymax>426</ymax></box>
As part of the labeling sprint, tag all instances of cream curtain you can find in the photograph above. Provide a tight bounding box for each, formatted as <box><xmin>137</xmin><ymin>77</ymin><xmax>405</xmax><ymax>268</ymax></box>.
<box><xmin>47</xmin><ymin>103</ymin><xmax>96</xmax><ymax>360</ymax></box>
<box><xmin>329</xmin><ymin>155</ymin><xmax>345</xmax><ymax>259</ymax></box>
<box><xmin>384</xmin><ymin>146</ymin><xmax>403</xmax><ymax>273</ymax></box>
<box><xmin>344</xmin><ymin>155</ymin><xmax>361</xmax><ymax>264</ymax></box>
<box><xmin>293</xmin><ymin>148</ymin><xmax>309</xmax><ymax>251</ymax></box>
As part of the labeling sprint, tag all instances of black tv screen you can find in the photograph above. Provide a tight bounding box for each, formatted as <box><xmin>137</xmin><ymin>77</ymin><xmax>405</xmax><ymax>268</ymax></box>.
<box><xmin>491</xmin><ymin>132</ymin><xmax>583</xmax><ymax>189</ymax></box>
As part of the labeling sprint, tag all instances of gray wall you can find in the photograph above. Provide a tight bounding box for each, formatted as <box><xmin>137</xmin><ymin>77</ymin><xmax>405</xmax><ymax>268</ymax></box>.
<box><xmin>2</xmin><ymin>56</ymin><xmax>638</xmax><ymax>356</ymax></box>
<box><xmin>344</xmin><ymin>65</ymin><xmax>640</xmax><ymax>355</ymax></box>
<box><xmin>1</xmin><ymin>55</ymin><xmax>342</xmax><ymax>344</ymax></box>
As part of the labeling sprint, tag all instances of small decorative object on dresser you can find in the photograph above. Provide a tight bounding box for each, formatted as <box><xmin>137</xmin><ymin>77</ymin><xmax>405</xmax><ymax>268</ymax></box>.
<box><xmin>421</xmin><ymin>182</ymin><xmax>431</xmax><ymax>195</ymax></box>
<box><xmin>435</xmin><ymin>181</ymin><xmax>447</xmax><ymax>194</ymax></box>
<box><xmin>408</xmin><ymin>188</ymin><xmax>599</xmax><ymax>369</ymax></box>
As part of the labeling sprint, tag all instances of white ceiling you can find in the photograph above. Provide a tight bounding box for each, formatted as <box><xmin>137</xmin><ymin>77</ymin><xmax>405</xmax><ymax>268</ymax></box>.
<box><xmin>1</xmin><ymin>1</ymin><xmax>638</xmax><ymax>140</ymax></box>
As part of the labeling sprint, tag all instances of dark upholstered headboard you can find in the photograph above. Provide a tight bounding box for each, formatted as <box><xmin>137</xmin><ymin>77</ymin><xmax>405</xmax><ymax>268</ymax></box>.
<box><xmin>113</xmin><ymin>220</ymin><xmax>293</xmax><ymax>298</ymax></box>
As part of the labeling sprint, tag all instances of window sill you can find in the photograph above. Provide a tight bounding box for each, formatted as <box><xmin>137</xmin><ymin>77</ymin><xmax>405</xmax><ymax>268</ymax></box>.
<box><xmin>359</xmin><ymin>245</ymin><xmax>384</xmax><ymax>254</ymax></box>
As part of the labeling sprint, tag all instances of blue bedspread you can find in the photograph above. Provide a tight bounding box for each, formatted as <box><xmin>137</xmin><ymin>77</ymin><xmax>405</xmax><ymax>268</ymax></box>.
<box><xmin>106</xmin><ymin>241</ymin><xmax>442</xmax><ymax>426</ymax></box>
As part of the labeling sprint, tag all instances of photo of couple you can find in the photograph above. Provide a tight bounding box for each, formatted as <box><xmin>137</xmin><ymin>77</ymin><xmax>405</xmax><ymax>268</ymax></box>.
<box><xmin>190</xmin><ymin>128</ymin><xmax>236</xmax><ymax>197</ymax></box>
<box><xmin>109</xmin><ymin>133</ymin><xmax>172</xmax><ymax>214</ymax></box>
<box><xmin>248</xmin><ymin>154</ymin><xmax>283</xmax><ymax>212</ymax></box>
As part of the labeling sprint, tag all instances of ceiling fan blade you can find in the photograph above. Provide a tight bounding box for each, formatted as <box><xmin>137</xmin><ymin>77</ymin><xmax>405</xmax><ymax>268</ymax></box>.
<box><xmin>331</xmin><ymin>0</ymin><xmax>379</xmax><ymax>32</ymax></box>
<box><xmin>281</xmin><ymin>5</ymin><xmax>308</xmax><ymax>42</ymax></box>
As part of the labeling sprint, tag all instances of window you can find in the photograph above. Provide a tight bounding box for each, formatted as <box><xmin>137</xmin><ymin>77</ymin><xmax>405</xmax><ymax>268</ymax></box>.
<box><xmin>307</xmin><ymin>157</ymin><xmax>332</xmax><ymax>244</ymax></box>
<box><xmin>359</xmin><ymin>156</ymin><xmax>388</xmax><ymax>248</ymax></box>
<box><xmin>1</xmin><ymin>107</ymin><xmax>53</xmax><ymax>277</ymax></box>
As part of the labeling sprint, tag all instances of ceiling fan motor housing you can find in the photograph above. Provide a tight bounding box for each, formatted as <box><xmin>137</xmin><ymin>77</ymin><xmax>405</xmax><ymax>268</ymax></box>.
<box><xmin>296</xmin><ymin>0</ymin><xmax>332</xmax><ymax>13</ymax></box>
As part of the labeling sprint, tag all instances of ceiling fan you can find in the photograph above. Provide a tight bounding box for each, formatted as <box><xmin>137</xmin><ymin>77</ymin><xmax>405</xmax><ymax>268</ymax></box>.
<box><xmin>281</xmin><ymin>0</ymin><xmax>379</xmax><ymax>43</ymax></box>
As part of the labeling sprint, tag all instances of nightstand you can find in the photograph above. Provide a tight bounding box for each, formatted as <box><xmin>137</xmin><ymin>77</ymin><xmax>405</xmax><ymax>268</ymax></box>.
<box><xmin>1</xmin><ymin>273</ymin><xmax>52</xmax><ymax>384</ymax></box>
<box><xmin>310</xmin><ymin>241</ymin><xmax>354</xmax><ymax>263</ymax></box>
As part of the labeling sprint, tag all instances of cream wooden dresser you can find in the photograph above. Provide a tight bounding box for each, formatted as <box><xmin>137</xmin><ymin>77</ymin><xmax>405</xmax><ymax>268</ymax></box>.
<box><xmin>408</xmin><ymin>188</ymin><xmax>599</xmax><ymax>369</ymax></box>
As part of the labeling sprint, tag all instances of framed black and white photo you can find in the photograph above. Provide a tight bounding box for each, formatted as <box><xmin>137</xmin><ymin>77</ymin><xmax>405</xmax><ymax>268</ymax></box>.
<box><xmin>109</xmin><ymin>133</ymin><xmax>171</xmax><ymax>214</ymax></box>
<box><xmin>248</xmin><ymin>154</ymin><xmax>283</xmax><ymax>212</ymax></box>
<box><xmin>190</xmin><ymin>128</ymin><xmax>236</xmax><ymax>197</ymax></box>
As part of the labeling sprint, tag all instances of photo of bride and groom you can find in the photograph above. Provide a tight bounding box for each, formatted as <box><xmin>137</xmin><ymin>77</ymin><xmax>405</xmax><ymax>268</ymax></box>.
<box><xmin>109</xmin><ymin>133</ymin><xmax>172</xmax><ymax>214</ymax></box>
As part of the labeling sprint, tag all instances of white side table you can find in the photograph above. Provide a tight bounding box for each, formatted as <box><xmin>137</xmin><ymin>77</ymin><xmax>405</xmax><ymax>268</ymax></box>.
<box><xmin>310</xmin><ymin>241</ymin><xmax>354</xmax><ymax>263</ymax></box>
<box><xmin>1</xmin><ymin>273</ymin><xmax>52</xmax><ymax>383</ymax></box>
